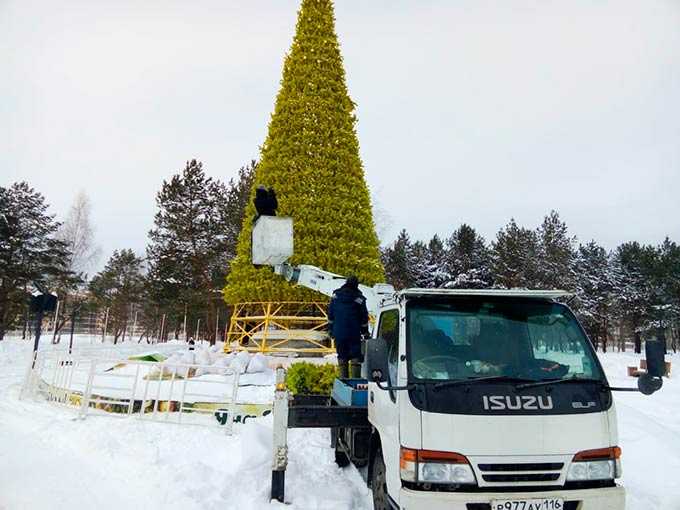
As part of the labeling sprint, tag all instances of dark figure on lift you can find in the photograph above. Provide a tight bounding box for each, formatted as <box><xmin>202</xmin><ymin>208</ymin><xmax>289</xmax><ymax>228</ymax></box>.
<box><xmin>328</xmin><ymin>275</ymin><xmax>369</xmax><ymax>378</ymax></box>
<box><xmin>253</xmin><ymin>185</ymin><xmax>278</xmax><ymax>222</ymax></box>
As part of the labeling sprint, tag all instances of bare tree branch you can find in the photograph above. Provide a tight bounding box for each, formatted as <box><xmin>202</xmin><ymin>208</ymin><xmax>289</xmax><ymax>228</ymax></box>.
<box><xmin>58</xmin><ymin>190</ymin><xmax>101</xmax><ymax>277</ymax></box>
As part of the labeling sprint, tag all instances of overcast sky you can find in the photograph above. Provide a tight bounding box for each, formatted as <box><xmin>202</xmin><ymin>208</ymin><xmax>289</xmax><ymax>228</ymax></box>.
<box><xmin>2</xmin><ymin>0</ymin><xmax>679</xmax><ymax>270</ymax></box>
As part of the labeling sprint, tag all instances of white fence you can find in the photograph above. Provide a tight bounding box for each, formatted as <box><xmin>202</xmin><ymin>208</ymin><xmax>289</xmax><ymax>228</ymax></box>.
<box><xmin>20</xmin><ymin>345</ymin><xmax>260</xmax><ymax>435</ymax></box>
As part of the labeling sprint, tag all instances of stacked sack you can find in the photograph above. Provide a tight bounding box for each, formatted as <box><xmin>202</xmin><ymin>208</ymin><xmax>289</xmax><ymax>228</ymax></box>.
<box><xmin>153</xmin><ymin>345</ymin><xmax>270</xmax><ymax>378</ymax></box>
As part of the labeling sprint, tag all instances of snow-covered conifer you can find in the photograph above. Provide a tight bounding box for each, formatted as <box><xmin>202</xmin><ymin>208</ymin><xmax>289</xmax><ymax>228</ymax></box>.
<box><xmin>89</xmin><ymin>250</ymin><xmax>145</xmax><ymax>343</ymax></box>
<box><xmin>491</xmin><ymin>219</ymin><xmax>540</xmax><ymax>289</ymax></box>
<box><xmin>0</xmin><ymin>182</ymin><xmax>72</xmax><ymax>340</ymax></box>
<box><xmin>536</xmin><ymin>211</ymin><xmax>576</xmax><ymax>290</ymax></box>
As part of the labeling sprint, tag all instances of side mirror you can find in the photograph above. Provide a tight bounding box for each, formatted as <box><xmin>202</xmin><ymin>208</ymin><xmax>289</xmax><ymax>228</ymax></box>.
<box><xmin>638</xmin><ymin>340</ymin><xmax>665</xmax><ymax>395</ymax></box>
<box><xmin>365</xmin><ymin>337</ymin><xmax>389</xmax><ymax>384</ymax></box>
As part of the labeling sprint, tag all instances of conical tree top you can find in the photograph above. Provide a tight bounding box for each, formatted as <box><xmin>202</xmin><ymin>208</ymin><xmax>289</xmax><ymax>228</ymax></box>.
<box><xmin>224</xmin><ymin>0</ymin><xmax>384</xmax><ymax>304</ymax></box>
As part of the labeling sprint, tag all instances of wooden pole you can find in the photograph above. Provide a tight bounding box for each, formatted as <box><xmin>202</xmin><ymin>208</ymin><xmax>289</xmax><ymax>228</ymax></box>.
<box><xmin>102</xmin><ymin>307</ymin><xmax>109</xmax><ymax>343</ymax></box>
<box><xmin>69</xmin><ymin>308</ymin><xmax>77</xmax><ymax>354</ymax></box>
<box><xmin>183</xmin><ymin>304</ymin><xmax>188</xmax><ymax>341</ymax></box>
<box><xmin>132</xmin><ymin>310</ymin><xmax>138</xmax><ymax>341</ymax></box>
<box><xmin>160</xmin><ymin>314</ymin><xmax>166</xmax><ymax>343</ymax></box>
<box><xmin>195</xmin><ymin>319</ymin><xmax>200</xmax><ymax>343</ymax></box>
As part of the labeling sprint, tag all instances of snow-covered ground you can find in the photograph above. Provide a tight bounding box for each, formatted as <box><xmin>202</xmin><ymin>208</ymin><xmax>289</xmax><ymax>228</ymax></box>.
<box><xmin>0</xmin><ymin>338</ymin><xmax>677</xmax><ymax>509</ymax></box>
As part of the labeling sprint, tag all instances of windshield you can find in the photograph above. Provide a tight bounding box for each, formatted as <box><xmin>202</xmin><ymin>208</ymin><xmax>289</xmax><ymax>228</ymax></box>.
<box><xmin>407</xmin><ymin>298</ymin><xmax>605</xmax><ymax>383</ymax></box>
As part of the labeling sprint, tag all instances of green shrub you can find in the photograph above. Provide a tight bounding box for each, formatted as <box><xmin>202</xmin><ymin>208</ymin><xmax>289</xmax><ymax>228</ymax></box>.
<box><xmin>285</xmin><ymin>362</ymin><xmax>338</xmax><ymax>396</ymax></box>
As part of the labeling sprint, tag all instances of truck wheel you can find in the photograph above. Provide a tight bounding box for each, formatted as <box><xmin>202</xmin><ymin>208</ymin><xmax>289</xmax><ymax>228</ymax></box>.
<box><xmin>371</xmin><ymin>449</ymin><xmax>389</xmax><ymax>510</ymax></box>
<box><xmin>335</xmin><ymin>446</ymin><xmax>351</xmax><ymax>467</ymax></box>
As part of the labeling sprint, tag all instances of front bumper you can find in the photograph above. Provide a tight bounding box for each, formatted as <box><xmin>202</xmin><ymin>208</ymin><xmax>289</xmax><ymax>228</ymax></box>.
<box><xmin>398</xmin><ymin>485</ymin><xmax>625</xmax><ymax>510</ymax></box>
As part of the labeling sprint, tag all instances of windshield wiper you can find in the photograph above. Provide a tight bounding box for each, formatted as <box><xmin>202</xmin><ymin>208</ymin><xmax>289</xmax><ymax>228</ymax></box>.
<box><xmin>516</xmin><ymin>377</ymin><xmax>605</xmax><ymax>390</ymax></box>
<box><xmin>433</xmin><ymin>376</ymin><xmax>536</xmax><ymax>391</ymax></box>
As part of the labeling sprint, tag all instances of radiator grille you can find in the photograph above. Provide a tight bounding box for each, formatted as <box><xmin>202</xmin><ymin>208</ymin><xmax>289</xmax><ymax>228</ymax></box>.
<box><xmin>476</xmin><ymin>461</ymin><xmax>565</xmax><ymax>485</ymax></box>
<box><xmin>482</xmin><ymin>473</ymin><xmax>561</xmax><ymax>483</ymax></box>
<box><xmin>478</xmin><ymin>463</ymin><xmax>564</xmax><ymax>472</ymax></box>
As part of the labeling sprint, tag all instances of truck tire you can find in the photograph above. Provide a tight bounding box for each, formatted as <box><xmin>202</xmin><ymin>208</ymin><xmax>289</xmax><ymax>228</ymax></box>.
<box><xmin>334</xmin><ymin>447</ymin><xmax>351</xmax><ymax>467</ymax></box>
<box><xmin>371</xmin><ymin>449</ymin><xmax>389</xmax><ymax>510</ymax></box>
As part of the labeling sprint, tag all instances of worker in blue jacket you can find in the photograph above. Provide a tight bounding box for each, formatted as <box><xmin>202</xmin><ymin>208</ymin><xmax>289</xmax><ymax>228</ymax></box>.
<box><xmin>328</xmin><ymin>275</ymin><xmax>369</xmax><ymax>378</ymax></box>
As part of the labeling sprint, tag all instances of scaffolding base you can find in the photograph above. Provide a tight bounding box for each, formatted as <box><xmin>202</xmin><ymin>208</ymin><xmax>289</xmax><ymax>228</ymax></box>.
<box><xmin>226</xmin><ymin>302</ymin><xmax>334</xmax><ymax>355</ymax></box>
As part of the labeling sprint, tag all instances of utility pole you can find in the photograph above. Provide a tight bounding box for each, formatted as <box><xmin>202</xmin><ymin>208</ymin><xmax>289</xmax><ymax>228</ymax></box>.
<box><xmin>195</xmin><ymin>319</ymin><xmax>201</xmax><ymax>343</ymax></box>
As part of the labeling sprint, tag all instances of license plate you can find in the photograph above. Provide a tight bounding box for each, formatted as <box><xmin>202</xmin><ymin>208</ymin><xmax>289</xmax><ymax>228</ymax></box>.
<box><xmin>491</xmin><ymin>499</ymin><xmax>564</xmax><ymax>510</ymax></box>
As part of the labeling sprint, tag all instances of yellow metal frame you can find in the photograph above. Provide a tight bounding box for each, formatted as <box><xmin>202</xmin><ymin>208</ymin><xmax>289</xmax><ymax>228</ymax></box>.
<box><xmin>225</xmin><ymin>302</ymin><xmax>334</xmax><ymax>354</ymax></box>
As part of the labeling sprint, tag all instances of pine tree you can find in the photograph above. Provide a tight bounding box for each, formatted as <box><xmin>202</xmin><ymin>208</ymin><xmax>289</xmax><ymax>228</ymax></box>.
<box><xmin>223</xmin><ymin>161</ymin><xmax>256</xmax><ymax>272</ymax></box>
<box><xmin>89</xmin><ymin>250</ymin><xmax>145</xmax><ymax>343</ymax></box>
<box><xmin>613</xmin><ymin>242</ymin><xmax>651</xmax><ymax>353</ymax></box>
<box><xmin>492</xmin><ymin>219</ymin><xmax>540</xmax><ymax>289</ymax></box>
<box><xmin>572</xmin><ymin>241</ymin><xmax>619</xmax><ymax>350</ymax></box>
<box><xmin>640</xmin><ymin>239</ymin><xmax>679</xmax><ymax>352</ymax></box>
<box><xmin>536</xmin><ymin>211</ymin><xmax>576</xmax><ymax>290</ymax></box>
<box><xmin>0</xmin><ymin>182</ymin><xmax>72</xmax><ymax>340</ymax></box>
<box><xmin>410</xmin><ymin>240</ymin><xmax>431</xmax><ymax>288</ymax></box>
<box><xmin>146</xmin><ymin>159</ymin><xmax>233</xmax><ymax>341</ymax></box>
<box><xmin>445</xmin><ymin>224</ymin><xmax>493</xmax><ymax>288</ymax></box>
<box><xmin>382</xmin><ymin>230</ymin><xmax>416</xmax><ymax>290</ymax></box>
<box><xmin>223</xmin><ymin>0</ymin><xmax>384</xmax><ymax>304</ymax></box>
<box><xmin>657</xmin><ymin>238</ymin><xmax>680</xmax><ymax>352</ymax></box>
<box><xmin>425</xmin><ymin>235</ymin><xmax>449</xmax><ymax>288</ymax></box>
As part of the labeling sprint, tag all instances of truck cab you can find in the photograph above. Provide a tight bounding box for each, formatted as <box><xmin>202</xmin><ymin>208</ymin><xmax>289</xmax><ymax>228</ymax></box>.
<box><xmin>364</xmin><ymin>289</ymin><xmax>626</xmax><ymax>510</ymax></box>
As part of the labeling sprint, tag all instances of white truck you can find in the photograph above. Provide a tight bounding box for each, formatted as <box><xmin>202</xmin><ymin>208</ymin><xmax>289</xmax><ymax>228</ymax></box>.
<box><xmin>254</xmin><ymin>217</ymin><xmax>666</xmax><ymax>510</ymax></box>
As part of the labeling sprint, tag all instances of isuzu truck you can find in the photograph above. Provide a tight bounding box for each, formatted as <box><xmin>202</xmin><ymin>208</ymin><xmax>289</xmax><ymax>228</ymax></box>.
<box><xmin>254</xmin><ymin>216</ymin><xmax>666</xmax><ymax>510</ymax></box>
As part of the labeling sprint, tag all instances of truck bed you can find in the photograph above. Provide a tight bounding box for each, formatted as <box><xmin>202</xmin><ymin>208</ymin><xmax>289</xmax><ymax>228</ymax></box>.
<box><xmin>287</xmin><ymin>378</ymin><xmax>369</xmax><ymax>428</ymax></box>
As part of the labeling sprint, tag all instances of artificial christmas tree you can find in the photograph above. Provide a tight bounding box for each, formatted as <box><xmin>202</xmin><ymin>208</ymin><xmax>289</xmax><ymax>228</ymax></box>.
<box><xmin>223</xmin><ymin>0</ymin><xmax>384</xmax><ymax>306</ymax></box>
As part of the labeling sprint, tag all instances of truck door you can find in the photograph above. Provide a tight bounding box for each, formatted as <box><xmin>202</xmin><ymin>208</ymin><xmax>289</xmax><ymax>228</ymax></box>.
<box><xmin>369</xmin><ymin>308</ymin><xmax>402</xmax><ymax>498</ymax></box>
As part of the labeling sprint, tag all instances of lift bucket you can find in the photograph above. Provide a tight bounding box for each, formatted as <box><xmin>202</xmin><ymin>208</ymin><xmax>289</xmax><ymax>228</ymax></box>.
<box><xmin>251</xmin><ymin>216</ymin><xmax>294</xmax><ymax>265</ymax></box>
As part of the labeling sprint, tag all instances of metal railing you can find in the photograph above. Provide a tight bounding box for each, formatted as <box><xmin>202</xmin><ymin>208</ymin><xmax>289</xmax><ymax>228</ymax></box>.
<box><xmin>20</xmin><ymin>345</ymin><xmax>272</xmax><ymax>434</ymax></box>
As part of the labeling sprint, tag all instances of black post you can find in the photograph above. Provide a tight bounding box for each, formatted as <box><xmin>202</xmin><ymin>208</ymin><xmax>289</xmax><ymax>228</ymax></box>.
<box><xmin>271</xmin><ymin>470</ymin><xmax>285</xmax><ymax>503</ymax></box>
<box><xmin>29</xmin><ymin>291</ymin><xmax>57</xmax><ymax>367</ymax></box>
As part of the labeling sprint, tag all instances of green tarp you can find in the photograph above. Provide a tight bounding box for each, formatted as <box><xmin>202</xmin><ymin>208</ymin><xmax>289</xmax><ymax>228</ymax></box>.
<box><xmin>128</xmin><ymin>353</ymin><xmax>167</xmax><ymax>362</ymax></box>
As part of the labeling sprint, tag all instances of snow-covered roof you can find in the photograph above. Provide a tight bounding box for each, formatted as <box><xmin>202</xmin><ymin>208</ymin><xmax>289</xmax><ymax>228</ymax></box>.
<box><xmin>397</xmin><ymin>288</ymin><xmax>572</xmax><ymax>300</ymax></box>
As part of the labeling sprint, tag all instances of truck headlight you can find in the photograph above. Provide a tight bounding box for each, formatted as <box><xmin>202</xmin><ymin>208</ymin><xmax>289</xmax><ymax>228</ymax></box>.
<box><xmin>400</xmin><ymin>448</ymin><xmax>477</xmax><ymax>485</ymax></box>
<box><xmin>567</xmin><ymin>447</ymin><xmax>621</xmax><ymax>481</ymax></box>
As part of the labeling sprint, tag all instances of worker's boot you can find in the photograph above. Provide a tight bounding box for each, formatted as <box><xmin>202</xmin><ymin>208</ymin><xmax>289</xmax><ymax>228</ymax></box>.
<box><xmin>338</xmin><ymin>360</ymin><xmax>349</xmax><ymax>379</ymax></box>
<box><xmin>349</xmin><ymin>359</ymin><xmax>362</xmax><ymax>379</ymax></box>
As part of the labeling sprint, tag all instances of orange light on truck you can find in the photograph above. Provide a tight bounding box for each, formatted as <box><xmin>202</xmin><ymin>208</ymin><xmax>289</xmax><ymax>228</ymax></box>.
<box><xmin>573</xmin><ymin>446</ymin><xmax>621</xmax><ymax>461</ymax></box>
<box><xmin>400</xmin><ymin>447</ymin><xmax>476</xmax><ymax>484</ymax></box>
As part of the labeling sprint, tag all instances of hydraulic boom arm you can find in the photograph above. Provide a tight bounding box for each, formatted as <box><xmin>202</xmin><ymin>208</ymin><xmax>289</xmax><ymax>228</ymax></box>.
<box><xmin>273</xmin><ymin>262</ymin><xmax>394</xmax><ymax>320</ymax></box>
<box><xmin>251</xmin><ymin>216</ymin><xmax>394</xmax><ymax>320</ymax></box>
